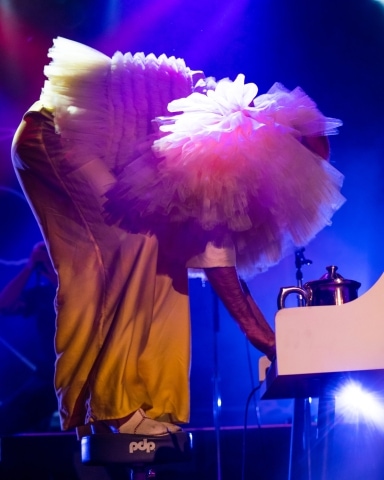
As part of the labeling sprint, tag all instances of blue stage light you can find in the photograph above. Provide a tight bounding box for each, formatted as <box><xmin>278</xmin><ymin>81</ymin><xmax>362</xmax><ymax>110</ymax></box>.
<box><xmin>336</xmin><ymin>381</ymin><xmax>384</xmax><ymax>429</ymax></box>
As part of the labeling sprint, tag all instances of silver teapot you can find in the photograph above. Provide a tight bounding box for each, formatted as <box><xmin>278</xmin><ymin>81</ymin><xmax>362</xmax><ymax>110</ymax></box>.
<box><xmin>277</xmin><ymin>265</ymin><xmax>361</xmax><ymax>309</ymax></box>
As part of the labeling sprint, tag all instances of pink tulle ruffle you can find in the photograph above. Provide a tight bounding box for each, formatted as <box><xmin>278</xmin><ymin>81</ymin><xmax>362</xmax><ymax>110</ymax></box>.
<box><xmin>105</xmin><ymin>74</ymin><xmax>345</xmax><ymax>277</ymax></box>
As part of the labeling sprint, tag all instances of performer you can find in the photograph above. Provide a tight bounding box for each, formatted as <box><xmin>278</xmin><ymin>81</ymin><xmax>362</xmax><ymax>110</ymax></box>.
<box><xmin>11</xmin><ymin>37</ymin><xmax>344</xmax><ymax>435</ymax></box>
<box><xmin>0</xmin><ymin>241</ymin><xmax>58</xmax><ymax>434</ymax></box>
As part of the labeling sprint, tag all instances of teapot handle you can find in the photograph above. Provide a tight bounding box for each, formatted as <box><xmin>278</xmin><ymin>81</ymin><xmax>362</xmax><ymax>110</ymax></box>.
<box><xmin>277</xmin><ymin>286</ymin><xmax>308</xmax><ymax>310</ymax></box>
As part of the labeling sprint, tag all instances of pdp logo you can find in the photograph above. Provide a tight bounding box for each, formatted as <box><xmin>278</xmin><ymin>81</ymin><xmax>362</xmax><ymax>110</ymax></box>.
<box><xmin>129</xmin><ymin>438</ymin><xmax>156</xmax><ymax>454</ymax></box>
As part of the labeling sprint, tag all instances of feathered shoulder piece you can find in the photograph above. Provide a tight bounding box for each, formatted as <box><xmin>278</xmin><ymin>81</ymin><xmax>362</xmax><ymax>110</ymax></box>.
<box><xmin>40</xmin><ymin>36</ymin><xmax>197</xmax><ymax>173</ymax></box>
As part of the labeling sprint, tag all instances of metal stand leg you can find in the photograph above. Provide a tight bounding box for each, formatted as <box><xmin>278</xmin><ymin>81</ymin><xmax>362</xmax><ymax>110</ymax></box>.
<box><xmin>288</xmin><ymin>398</ymin><xmax>312</xmax><ymax>480</ymax></box>
<box><xmin>314</xmin><ymin>394</ymin><xmax>335</xmax><ymax>480</ymax></box>
<box><xmin>211</xmin><ymin>286</ymin><xmax>222</xmax><ymax>480</ymax></box>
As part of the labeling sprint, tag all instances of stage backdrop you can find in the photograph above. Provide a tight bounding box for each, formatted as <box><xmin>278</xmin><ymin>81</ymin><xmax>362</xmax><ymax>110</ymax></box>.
<box><xmin>0</xmin><ymin>0</ymin><xmax>383</xmax><ymax>428</ymax></box>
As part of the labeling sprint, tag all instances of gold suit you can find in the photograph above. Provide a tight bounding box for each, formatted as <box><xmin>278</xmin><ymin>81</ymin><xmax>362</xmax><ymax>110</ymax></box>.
<box><xmin>12</xmin><ymin>104</ymin><xmax>191</xmax><ymax>430</ymax></box>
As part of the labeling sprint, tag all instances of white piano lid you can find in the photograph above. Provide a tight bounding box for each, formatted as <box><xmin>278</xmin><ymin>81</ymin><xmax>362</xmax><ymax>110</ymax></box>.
<box><xmin>275</xmin><ymin>273</ymin><xmax>384</xmax><ymax>376</ymax></box>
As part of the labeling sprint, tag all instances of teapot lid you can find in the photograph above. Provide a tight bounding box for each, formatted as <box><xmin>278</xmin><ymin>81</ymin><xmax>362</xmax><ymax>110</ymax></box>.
<box><xmin>306</xmin><ymin>265</ymin><xmax>361</xmax><ymax>288</ymax></box>
<box><xmin>320</xmin><ymin>265</ymin><xmax>344</xmax><ymax>282</ymax></box>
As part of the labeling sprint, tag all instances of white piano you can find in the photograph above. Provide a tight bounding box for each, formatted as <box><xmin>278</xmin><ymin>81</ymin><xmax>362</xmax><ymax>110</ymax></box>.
<box><xmin>260</xmin><ymin>273</ymin><xmax>384</xmax><ymax>400</ymax></box>
<box><xmin>259</xmin><ymin>273</ymin><xmax>384</xmax><ymax>480</ymax></box>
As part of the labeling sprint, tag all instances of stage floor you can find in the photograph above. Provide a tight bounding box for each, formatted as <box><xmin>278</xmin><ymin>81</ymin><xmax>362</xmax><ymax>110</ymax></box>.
<box><xmin>1</xmin><ymin>423</ymin><xmax>384</xmax><ymax>480</ymax></box>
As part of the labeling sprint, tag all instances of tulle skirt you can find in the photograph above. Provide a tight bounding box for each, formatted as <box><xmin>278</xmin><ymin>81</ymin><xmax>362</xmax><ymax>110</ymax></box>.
<box><xmin>105</xmin><ymin>76</ymin><xmax>345</xmax><ymax>277</ymax></box>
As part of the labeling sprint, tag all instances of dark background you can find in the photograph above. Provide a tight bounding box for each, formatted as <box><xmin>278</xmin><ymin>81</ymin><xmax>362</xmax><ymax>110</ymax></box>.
<box><xmin>0</xmin><ymin>0</ymin><xmax>383</xmax><ymax>429</ymax></box>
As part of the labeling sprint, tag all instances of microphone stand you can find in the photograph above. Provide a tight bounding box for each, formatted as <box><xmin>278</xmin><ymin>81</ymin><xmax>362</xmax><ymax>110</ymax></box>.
<box><xmin>288</xmin><ymin>248</ymin><xmax>313</xmax><ymax>480</ymax></box>
<box><xmin>211</xmin><ymin>285</ymin><xmax>222</xmax><ymax>480</ymax></box>
<box><xmin>295</xmin><ymin>248</ymin><xmax>312</xmax><ymax>305</ymax></box>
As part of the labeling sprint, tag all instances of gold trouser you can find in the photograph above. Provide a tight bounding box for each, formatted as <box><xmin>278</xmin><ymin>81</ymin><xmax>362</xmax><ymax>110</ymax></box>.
<box><xmin>11</xmin><ymin>105</ymin><xmax>191</xmax><ymax>430</ymax></box>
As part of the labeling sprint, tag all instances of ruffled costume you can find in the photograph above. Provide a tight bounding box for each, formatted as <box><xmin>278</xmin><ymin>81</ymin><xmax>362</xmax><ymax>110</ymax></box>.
<box><xmin>40</xmin><ymin>37</ymin><xmax>345</xmax><ymax>279</ymax></box>
<box><xmin>13</xmin><ymin>37</ymin><xmax>345</xmax><ymax>430</ymax></box>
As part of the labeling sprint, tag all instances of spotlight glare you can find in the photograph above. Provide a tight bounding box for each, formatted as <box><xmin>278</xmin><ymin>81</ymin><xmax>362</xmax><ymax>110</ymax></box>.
<box><xmin>336</xmin><ymin>381</ymin><xmax>384</xmax><ymax>429</ymax></box>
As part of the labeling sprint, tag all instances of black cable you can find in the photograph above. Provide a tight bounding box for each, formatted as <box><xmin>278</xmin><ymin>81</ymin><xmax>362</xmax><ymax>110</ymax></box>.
<box><xmin>245</xmin><ymin>340</ymin><xmax>261</xmax><ymax>427</ymax></box>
